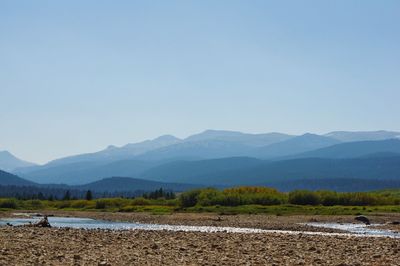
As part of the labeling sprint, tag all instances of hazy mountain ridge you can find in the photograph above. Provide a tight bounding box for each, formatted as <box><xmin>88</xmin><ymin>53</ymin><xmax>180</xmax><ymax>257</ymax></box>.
<box><xmin>141</xmin><ymin>157</ymin><xmax>263</xmax><ymax>183</ymax></box>
<box><xmin>3</xmin><ymin>154</ymin><xmax>400</xmax><ymax>192</ymax></box>
<box><xmin>0</xmin><ymin>151</ymin><xmax>36</xmax><ymax>172</ymax></box>
<box><xmin>16</xmin><ymin>130</ymin><xmax>400</xmax><ymax>170</ymax></box>
<box><xmin>325</xmin><ymin>130</ymin><xmax>400</xmax><ymax>142</ymax></box>
<box><xmin>185</xmin><ymin>130</ymin><xmax>294</xmax><ymax>146</ymax></box>
<box><xmin>0</xmin><ymin>168</ymin><xmax>199</xmax><ymax>192</ymax></box>
<box><xmin>0</xmin><ymin>169</ymin><xmax>37</xmax><ymax>186</ymax></box>
<box><xmin>136</xmin><ymin>139</ymin><xmax>255</xmax><ymax>161</ymax></box>
<box><xmin>290</xmin><ymin>139</ymin><xmax>400</xmax><ymax>159</ymax></box>
<box><xmin>42</xmin><ymin>135</ymin><xmax>182</xmax><ymax>167</ymax></box>
<box><xmin>10</xmin><ymin>130</ymin><xmax>400</xmax><ymax>187</ymax></box>
<box><xmin>17</xmin><ymin>160</ymin><xmax>160</xmax><ymax>185</ymax></box>
<box><xmin>142</xmin><ymin>156</ymin><xmax>400</xmax><ymax>186</ymax></box>
<box><xmin>29</xmin><ymin>130</ymin><xmax>294</xmax><ymax>168</ymax></box>
<box><xmin>76</xmin><ymin>177</ymin><xmax>199</xmax><ymax>192</ymax></box>
<box><xmin>253</xmin><ymin>133</ymin><xmax>341</xmax><ymax>159</ymax></box>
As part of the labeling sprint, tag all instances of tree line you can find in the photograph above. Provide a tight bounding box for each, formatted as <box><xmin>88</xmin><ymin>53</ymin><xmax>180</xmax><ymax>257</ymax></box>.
<box><xmin>0</xmin><ymin>185</ymin><xmax>162</xmax><ymax>200</ymax></box>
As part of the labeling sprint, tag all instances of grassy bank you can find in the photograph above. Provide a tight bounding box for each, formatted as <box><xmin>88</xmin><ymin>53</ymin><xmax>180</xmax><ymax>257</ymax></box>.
<box><xmin>1</xmin><ymin>186</ymin><xmax>399</xmax><ymax>215</ymax></box>
<box><xmin>0</xmin><ymin>200</ymin><xmax>399</xmax><ymax>216</ymax></box>
<box><xmin>185</xmin><ymin>204</ymin><xmax>400</xmax><ymax>215</ymax></box>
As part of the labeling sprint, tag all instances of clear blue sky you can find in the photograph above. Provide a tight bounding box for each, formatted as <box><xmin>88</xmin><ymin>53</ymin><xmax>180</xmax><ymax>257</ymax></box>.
<box><xmin>1</xmin><ymin>0</ymin><xmax>399</xmax><ymax>163</ymax></box>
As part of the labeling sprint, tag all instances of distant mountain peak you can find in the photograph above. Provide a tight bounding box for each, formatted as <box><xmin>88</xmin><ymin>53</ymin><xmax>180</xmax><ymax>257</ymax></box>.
<box><xmin>325</xmin><ymin>130</ymin><xmax>400</xmax><ymax>142</ymax></box>
<box><xmin>0</xmin><ymin>150</ymin><xmax>36</xmax><ymax>172</ymax></box>
<box><xmin>0</xmin><ymin>150</ymin><xmax>11</xmax><ymax>157</ymax></box>
<box><xmin>184</xmin><ymin>129</ymin><xmax>293</xmax><ymax>145</ymax></box>
<box><xmin>299</xmin><ymin>133</ymin><xmax>320</xmax><ymax>137</ymax></box>
<box><xmin>154</xmin><ymin>134</ymin><xmax>181</xmax><ymax>141</ymax></box>
<box><xmin>106</xmin><ymin>145</ymin><xmax>118</xmax><ymax>150</ymax></box>
<box><xmin>185</xmin><ymin>129</ymin><xmax>245</xmax><ymax>140</ymax></box>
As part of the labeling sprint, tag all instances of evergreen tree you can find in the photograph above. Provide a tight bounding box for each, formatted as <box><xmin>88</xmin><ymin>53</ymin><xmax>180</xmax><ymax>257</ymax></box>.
<box><xmin>38</xmin><ymin>192</ymin><xmax>45</xmax><ymax>200</ymax></box>
<box><xmin>63</xmin><ymin>190</ymin><xmax>71</xmax><ymax>200</ymax></box>
<box><xmin>85</xmin><ymin>190</ymin><xmax>93</xmax><ymax>201</ymax></box>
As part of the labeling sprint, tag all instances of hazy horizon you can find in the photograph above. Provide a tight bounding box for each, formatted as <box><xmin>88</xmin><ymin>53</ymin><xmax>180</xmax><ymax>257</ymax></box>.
<box><xmin>1</xmin><ymin>1</ymin><xmax>400</xmax><ymax>163</ymax></box>
<box><xmin>2</xmin><ymin>128</ymin><xmax>400</xmax><ymax>164</ymax></box>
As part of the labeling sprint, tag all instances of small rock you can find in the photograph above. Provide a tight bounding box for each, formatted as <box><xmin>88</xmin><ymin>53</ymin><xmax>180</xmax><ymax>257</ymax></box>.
<box><xmin>355</xmin><ymin>215</ymin><xmax>370</xmax><ymax>225</ymax></box>
<box><xmin>308</xmin><ymin>246</ymin><xmax>316</xmax><ymax>251</ymax></box>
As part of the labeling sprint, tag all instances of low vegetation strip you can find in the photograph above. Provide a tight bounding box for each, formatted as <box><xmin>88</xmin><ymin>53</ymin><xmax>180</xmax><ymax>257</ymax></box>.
<box><xmin>0</xmin><ymin>186</ymin><xmax>399</xmax><ymax>215</ymax></box>
<box><xmin>179</xmin><ymin>187</ymin><xmax>400</xmax><ymax>207</ymax></box>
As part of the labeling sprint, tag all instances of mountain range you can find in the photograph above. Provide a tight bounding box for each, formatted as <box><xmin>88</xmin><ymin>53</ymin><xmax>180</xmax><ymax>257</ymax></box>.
<box><xmin>1</xmin><ymin>130</ymin><xmax>400</xmax><ymax>192</ymax></box>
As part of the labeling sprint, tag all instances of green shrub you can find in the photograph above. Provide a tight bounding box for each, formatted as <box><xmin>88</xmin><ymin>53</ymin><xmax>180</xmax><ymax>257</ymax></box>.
<box><xmin>71</xmin><ymin>200</ymin><xmax>95</xmax><ymax>209</ymax></box>
<box><xmin>28</xmin><ymin>199</ymin><xmax>43</xmax><ymax>209</ymax></box>
<box><xmin>180</xmin><ymin>186</ymin><xmax>288</xmax><ymax>207</ymax></box>
<box><xmin>131</xmin><ymin>197</ymin><xmax>150</xmax><ymax>206</ymax></box>
<box><xmin>197</xmin><ymin>188</ymin><xmax>222</xmax><ymax>206</ymax></box>
<box><xmin>54</xmin><ymin>201</ymin><xmax>71</xmax><ymax>209</ymax></box>
<box><xmin>179</xmin><ymin>189</ymin><xmax>202</xmax><ymax>207</ymax></box>
<box><xmin>318</xmin><ymin>191</ymin><xmax>340</xmax><ymax>206</ymax></box>
<box><xmin>95</xmin><ymin>200</ymin><xmax>106</xmax><ymax>209</ymax></box>
<box><xmin>289</xmin><ymin>190</ymin><xmax>320</xmax><ymax>205</ymax></box>
<box><xmin>0</xmin><ymin>199</ymin><xmax>18</xmax><ymax>209</ymax></box>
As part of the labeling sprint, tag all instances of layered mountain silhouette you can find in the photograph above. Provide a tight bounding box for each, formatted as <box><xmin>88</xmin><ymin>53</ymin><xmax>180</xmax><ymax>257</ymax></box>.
<box><xmin>185</xmin><ymin>130</ymin><xmax>293</xmax><ymax>146</ymax></box>
<box><xmin>17</xmin><ymin>160</ymin><xmax>159</xmax><ymax>184</ymax></box>
<box><xmin>141</xmin><ymin>156</ymin><xmax>400</xmax><ymax>185</ymax></box>
<box><xmin>253</xmin><ymin>133</ymin><xmax>341</xmax><ymax>159</ymax></box>
<box><xmin>0</xmin><ymin>169</ymin><xmax>37</xmax><ymax>186</ymax></box>
<box><xmin>6</xmin><ymin>130</ymin><xmax>400</xmax><ymax>191</ymax></box>
<box><xmin>289</xmin><ymin>139</ymin><xmax>400</xmax><ymax>159</ymax></box>
<box><xmin>76</xmin><ymin>177</ymin><xmax>198</xmax><ymax>192</ymax></box>
<box><xmin>44</xmin><ymin>135</ymin><xmax>182</xmax><ymax>167</ymax></box>
<box><xmin>0</xmin><ymin>167</ymin><xmax>198</xmax><ymax>192</ymax></box>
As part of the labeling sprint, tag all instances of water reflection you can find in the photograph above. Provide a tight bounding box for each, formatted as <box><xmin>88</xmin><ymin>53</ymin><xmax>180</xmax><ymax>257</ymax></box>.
<box><xmin>0</xmin><ymin>217</ymin><xmax>398</xmax><ymax>238</ymax></box>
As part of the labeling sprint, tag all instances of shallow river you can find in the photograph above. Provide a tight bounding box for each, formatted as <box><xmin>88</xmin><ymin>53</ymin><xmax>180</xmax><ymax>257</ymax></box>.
<box><xmin>0</xmin><ymin>216</ymin><xmax>399</xmax><ymax>238</ymax></box>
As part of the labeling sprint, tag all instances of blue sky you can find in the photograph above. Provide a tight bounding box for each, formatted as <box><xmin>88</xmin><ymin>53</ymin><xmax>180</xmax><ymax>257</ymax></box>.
<box><xmin>1</xmin><ymin>0</ymin><xmax>399</xmax><ymax>163</ymax></box>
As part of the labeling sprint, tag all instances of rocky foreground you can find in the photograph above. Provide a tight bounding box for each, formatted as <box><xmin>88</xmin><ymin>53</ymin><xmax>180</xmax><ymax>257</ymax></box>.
<box><xmin>0</xmin><ymin>226</ymin><xmax>399</xmax><ymax>265</ymax></box>
<box><xmin>0</xmin><ymin>211</ymin><xmax>399</xmax><ymax>265</ymax></box>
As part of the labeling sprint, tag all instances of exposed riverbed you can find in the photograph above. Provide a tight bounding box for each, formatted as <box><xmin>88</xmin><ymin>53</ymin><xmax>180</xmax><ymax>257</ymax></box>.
<box><xmin>0</xmin><ymin>211</ymin><xmax>399</xmax><ymax>265</ymax></box>
<box><xmin>1</xmin><ymin>216</ymin><xmax>399</xmax><ymax>238</ymax></box>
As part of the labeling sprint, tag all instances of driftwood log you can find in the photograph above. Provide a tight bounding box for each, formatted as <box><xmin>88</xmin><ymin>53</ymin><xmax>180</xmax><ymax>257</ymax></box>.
<box><xmin>23</xmin><ymin>216</ymin><xmax>52</xmax><ymax>228</ymax></box>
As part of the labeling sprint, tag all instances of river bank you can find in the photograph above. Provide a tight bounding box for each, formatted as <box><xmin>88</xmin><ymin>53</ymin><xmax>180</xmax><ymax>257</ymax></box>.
<box><xmin>0</xmin><ymin>211</ymin><xmax>399</xmax><ymax>265</ymax></box>
<box><xmin>2</xmin><ymin>210</ymin><xmax>400</xmax><ymax>232</ymax></box>
<box><xmin>0</xmin><ymin>226</ymin><xmax>399</xmax><ymax>265</ymax></box>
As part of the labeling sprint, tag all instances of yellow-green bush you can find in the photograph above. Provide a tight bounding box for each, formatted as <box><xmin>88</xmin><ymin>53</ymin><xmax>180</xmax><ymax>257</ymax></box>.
<box><xmin>180</xmin><ymin>186</ymin><xmax>287</xmax><ymax>207</ymax></box>
<box><xmin>0</xmin><ymin>198</ymin><xmax>18</xmax><ymax>209</ymax></box>
<box><xmin>95</xmin><ymin>198</ymin><xmax>130</xmax><ymax>209</ymax></box>
<box><xmin>131</xmin><ymin>197</ymin><xmax>150</xmax><ymax>206</ymax></box>
<box><xmin>70</xmin><ymin>200</ymin><xmax>96</xmax><ymax>209</ymax></box>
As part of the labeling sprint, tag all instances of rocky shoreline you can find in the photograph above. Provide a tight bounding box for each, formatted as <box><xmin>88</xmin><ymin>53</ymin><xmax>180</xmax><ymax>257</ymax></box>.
<box><xmin>1</xmin><ymin>226</ymin><xmax>399</xmax><ymax>265</ymax></box>
<box><xmin>0</xmin><ymin>211</ymin><xmax>399</xmax><ymax>265</ymax></box>
<box><xmin>4</xmin><ymin>210</ymin><xmax>400</xmax><ymax>233</ymax></box>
